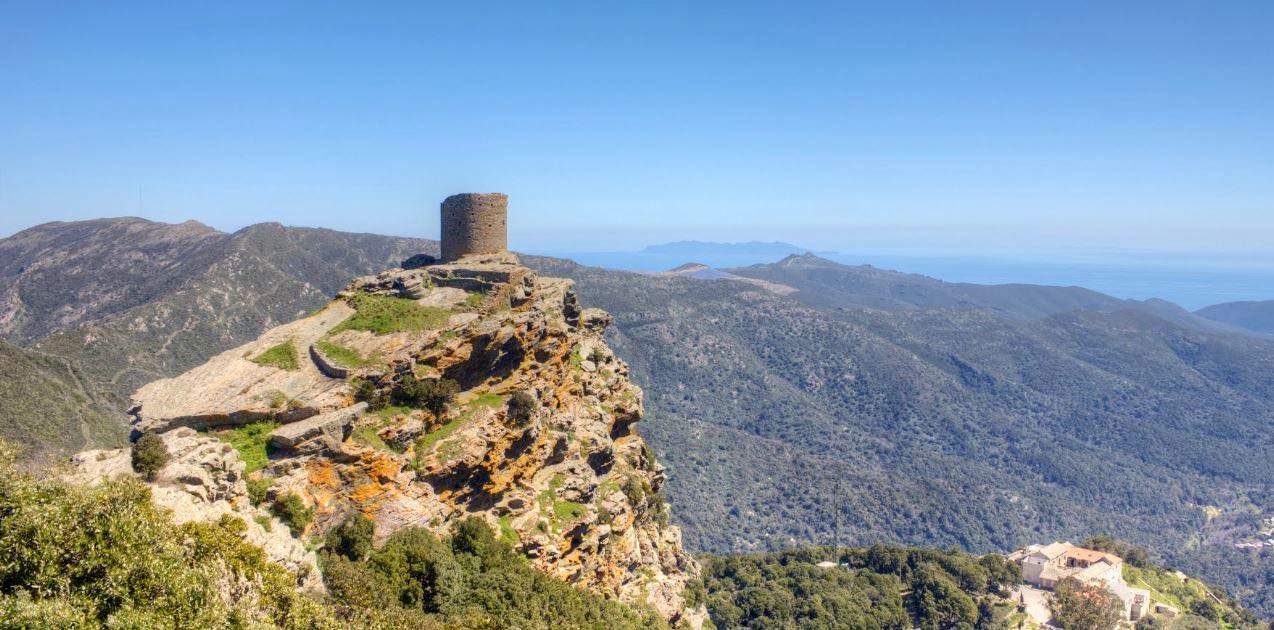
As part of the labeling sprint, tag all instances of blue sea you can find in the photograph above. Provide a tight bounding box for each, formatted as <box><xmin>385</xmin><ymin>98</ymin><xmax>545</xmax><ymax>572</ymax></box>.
<box><xmin>536</xmin><ymin>250</ymin><xmax>1274</xmax><ymax>311</ymax></box>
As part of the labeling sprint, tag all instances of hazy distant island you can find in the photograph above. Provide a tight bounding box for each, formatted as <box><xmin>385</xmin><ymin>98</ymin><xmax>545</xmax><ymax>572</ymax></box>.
<box><xmin>641</xmin><ymin>240</ymin><xmax>827</xmax><ymax>257</ymax></box>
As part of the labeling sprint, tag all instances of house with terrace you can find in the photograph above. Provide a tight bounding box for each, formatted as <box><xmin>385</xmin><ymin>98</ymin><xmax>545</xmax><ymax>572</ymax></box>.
<box><xmin>1010</xmin><ymin>542</ymin><xmax>1151</xmax><ymax>622</ymax></box>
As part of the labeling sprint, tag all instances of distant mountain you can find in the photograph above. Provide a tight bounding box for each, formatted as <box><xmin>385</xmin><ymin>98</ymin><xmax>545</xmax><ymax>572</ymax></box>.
<box><xmin>23</xmin><ymin>220</ymin><xmax>437</xmax><ymax>407</ymax></box>
<box><xmin>1196</xmin><ymin>299</ymin><xmax>1274</xmax><ymax>336</ymax></box>
<box><xmin>729</xmin><ymin>253</ymin><xmax>1248</xmax><ymax>334</ymax></box>
<box><xmin>525</xmin><ymin>254</ymin><xmax>1274</xmax><ymax>615</ymax></box>
<box><xmin>4</xmin><ymin>219</ymin><xmax>1273</xmax><ymax>615</ymax></box>
<box><xmin>0</xmin><ymin>218</ymin><xmax>436</xmax><ymax>459</ymax></box>
<box><xmin>641</xmin><ymin>240</ymin><xmax>816</xmax><ymax>257</ymax></box>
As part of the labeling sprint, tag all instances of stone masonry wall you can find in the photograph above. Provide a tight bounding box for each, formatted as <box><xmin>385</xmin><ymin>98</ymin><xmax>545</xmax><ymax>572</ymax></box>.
<box><xmin>441</xmin><ymin>192</ymin><xmax>507</xmax><ymax>262</ymax></box>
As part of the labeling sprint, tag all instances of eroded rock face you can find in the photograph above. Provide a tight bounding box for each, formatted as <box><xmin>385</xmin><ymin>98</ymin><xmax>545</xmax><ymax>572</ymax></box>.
<box><xmin>66</xmin><ymin>428</ymin><xmax>323</xmax><ymax>591</ymax></box>
<box><xmin>93</xmin><ymin>252</ymin><xmax>704</xmax><ymax>625</ymax></box>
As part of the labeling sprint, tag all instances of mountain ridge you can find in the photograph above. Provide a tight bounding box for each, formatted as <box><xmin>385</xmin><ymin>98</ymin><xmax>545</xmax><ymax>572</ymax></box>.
<box><xmin>3</xmin><ymin>217</ymin><xmax>1272</xmax><ymax>616</ymax></box>
<box><xmin>1197</xmin><ymin>299</ymin><xmax>1274</xmax><ymax>336</ymax></box>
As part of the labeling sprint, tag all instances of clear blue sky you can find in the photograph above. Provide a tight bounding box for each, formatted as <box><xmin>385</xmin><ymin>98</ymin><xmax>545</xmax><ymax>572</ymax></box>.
<box><xmin>1</xmin><ymin>1</ymin><xmax>1271</xmax><ymax>253</ymax></box>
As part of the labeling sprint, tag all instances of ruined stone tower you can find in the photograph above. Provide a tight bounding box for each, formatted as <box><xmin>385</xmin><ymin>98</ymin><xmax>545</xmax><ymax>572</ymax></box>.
<box><xmin>441</xmin><ymin>192</ymin><xmax>508</xmax><ymax>262</ymax></box>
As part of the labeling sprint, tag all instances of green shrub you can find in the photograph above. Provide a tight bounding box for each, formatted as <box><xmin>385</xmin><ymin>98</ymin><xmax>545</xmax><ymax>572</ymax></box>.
<box><xmin>394</xmin><ymin>375</ymin><xmax>459</xmax><ymax>416</ymax></box>
<box><xmin>507</xmin><ymin>391</ymin><xmax>538</xmax><ymax>427</ymax></box>
<box><xmin>322</xmin><ymin>517</ymin><xmax>661</xmax><ymax>628</ymax></box>
<box><xmin>130</xmin><ymin>432</ymin><xmax>169</xmax><ymax>480</ymax></box>
<box><xmin>246</xmin><ymin>476</ymin><xmax>273</xmax><ymax>506</ymax></box>
<box><xmin>351</xmin><ymin>376</ymin><xmax>390</xmax><ymax>410</ymax></box>
<box><xmin>271</xmin><ymin>493</ymin><xmax>313</xmax><ymax>537</ymax></box>
<box><xmin>251</xmin><ymin>340</ymin><xmax>299</xmax><ymax>370</ymax></box>
<box><xmin>326</xmin><ymin>513</ymin><xmax>374</xmax><ymax>561</ymax></box>
<box><xmin>0</xmin><ymin>442</ymin><xmax>338</xmax><ymax>627</ymax></box>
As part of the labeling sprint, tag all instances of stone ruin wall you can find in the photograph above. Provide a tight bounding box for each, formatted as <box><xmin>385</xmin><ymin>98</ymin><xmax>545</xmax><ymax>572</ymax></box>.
<box><xmin>441</xmin><ymin>192</ymin><xmax>508</xmax><ymax>262</ymax></box>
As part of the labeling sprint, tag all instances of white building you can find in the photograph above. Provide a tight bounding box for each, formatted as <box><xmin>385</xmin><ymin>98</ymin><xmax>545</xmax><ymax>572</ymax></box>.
<box><xmin>1009</xmin><ymin>542</ymin><xmax>1151</xmax><ymax>622</ymax></box>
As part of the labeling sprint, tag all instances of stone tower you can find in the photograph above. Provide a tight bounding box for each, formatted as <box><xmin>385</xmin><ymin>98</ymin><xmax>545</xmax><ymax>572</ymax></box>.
<box><xmin>440</xmin><ymin>192</ymin><xmax>508</xmax><ymax>262</ymax></box>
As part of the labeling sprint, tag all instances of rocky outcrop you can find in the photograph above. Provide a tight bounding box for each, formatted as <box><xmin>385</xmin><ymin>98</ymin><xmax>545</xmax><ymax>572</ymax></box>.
<box><xmin>66</xmin><ymin>428</ymin><xmax>322</xmax><ymax>591</ymax></box>
<box><xmin>84</xmin><ymin>251</ymin><xmax>704</xmax><ymax>625</ymax></box>
<box><xmin>268</xmin><ymin>403</ymin><xmax>365</xmax><ymax>452</ymax></box>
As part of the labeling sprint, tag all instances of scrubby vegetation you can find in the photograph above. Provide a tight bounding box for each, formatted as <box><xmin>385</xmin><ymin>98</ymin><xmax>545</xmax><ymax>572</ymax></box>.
<box><xmin>506</xmin><ymin>390</ymin><xmax>538</xmax><ymax>426</ymax></box>
<box><xmin>246</xmin><ymin>476</ymin><xmax>274</xmax><ymax>506</ymax></box>
<box><xmin>320</xmin><ymin>517</ymin><xmax>663</xmax><ymax>628</ymax></box>
<box><xmin>130</xmin><ymin>432</ymin><xmax>169</xmax><ymax>480</ymax></box>
<box><xmin>332</xmin><ymin>294</ymin><xmax>452</xmax><ymax>335</ymax></box>
<box><xmin>1124</xmin><ymin>563</ymin><xmax>1261</xmax><ymax>628</ymax></box>
<box><xmin>325</xmin><ymin>513</ymin><xmax>374</xmax><ymax>562</ymax></box>
<box><xmin>251</xmin><ymin>340</ymin><xmax>299</xmax><ymax>370</ymax></box>
<box><xmin>271</xmin><ymin>493</ymin><xmax>314</xmax><ymax>537</ymax></box>
<box><xmin>393</xmin><ymin>375</ymin><xmax>460</xmax><ymax>416</ymax></box>
<box><xmin>0</xmin><ymin>443</ymin><xmax>338</xmax><ymax>628</ymax></box>
<box><xmin>696</xmin><ymin>545</ymin><xmax>1020</xmax><ymax>629</ymax></box>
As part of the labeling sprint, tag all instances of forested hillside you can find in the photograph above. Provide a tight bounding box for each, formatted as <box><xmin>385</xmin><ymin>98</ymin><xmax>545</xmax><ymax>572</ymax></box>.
<box><xmin>524</xmin><ymin>255</ymin><xmax>1274</xmax><ymax>616</ymax></box>
<box><xmin>2</xmin><ymin>219</ymin><xmax>1271</xmax><ymax>616</ymax></box>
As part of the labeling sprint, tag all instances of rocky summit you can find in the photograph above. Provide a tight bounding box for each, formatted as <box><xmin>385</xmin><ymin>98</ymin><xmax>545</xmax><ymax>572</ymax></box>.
<box><xmin>71</xmin><ymin>250</ymin><xmax>705</xmax><ymax>625</ymax></box>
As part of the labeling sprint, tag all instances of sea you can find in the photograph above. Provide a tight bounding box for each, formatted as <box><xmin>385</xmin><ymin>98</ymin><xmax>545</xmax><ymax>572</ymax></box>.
<box><xmin>533</xmin><ymin>249</ymin><xmax>1274</xmax><ymax>311</ymax></box>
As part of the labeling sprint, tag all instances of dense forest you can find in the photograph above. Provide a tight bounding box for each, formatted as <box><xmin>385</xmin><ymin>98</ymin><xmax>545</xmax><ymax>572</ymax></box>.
<box><xmin>694</xmin><ymin>546</ymin><xmax>1021</xmax><ymax>628</ymax></box>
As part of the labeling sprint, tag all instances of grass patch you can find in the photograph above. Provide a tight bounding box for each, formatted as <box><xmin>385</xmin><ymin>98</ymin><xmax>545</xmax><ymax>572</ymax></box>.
<box><xmin>211</xmin><ymin>421</ymin><xmax>279</xmax><ymax>473</ymax></box>
<box><xmin>351</xmin><ymin>425</ymin><xmax>392</xmax><ymax>452</ymax></box>
<box><xmin>1123</xmin><ymin>565</ymin><xmax>1218</xmax><ymax>614</ymax></box>
<box><xmin>315</xmin><ymin>339</ymin><xmax>382</xmax><ymax>369</ymax></box>
<box><xmin>437</xmin><ymin>439</ymin><xmax>464</xmax><ymax>461</ymax></box>
<box><xmin>253</xmin><ymin>514</ymin><xmax>273</xmax><ymax>532</ymax></box>
<box><xmin>467</xmin><ymin>391</ymin><xmax>506</xmax><ymax>409</ymax></box>
<box><xmin>414</xmin><ymin>416</ymin><xmax>466</xmax><ymax>454</ymax></box>
<box><xmin>372</xmin><ymin>405</ymin><xmax>414</xmax><ymax>419</ymax></box>
<box><xmin>332</xmin><ymin>294</ymin><xmax>452</xmax><ymax>335</ymax></box>
<box><xmin>569</xmin><ymin>345</ymin><xmax>583</xmax><ymax>372</ymax></box>
<box><xmin>498</xmin><ymin>515</ymin><xmax>520</xmax><ymax>545</ymax></box>
<box><xmin>411</xmin><ymin>392</ymin><xmax>505</xmax><ymax>462</ymax></box>
<box><xmin>267</xmin><ymin>391</ymin><xmax>287</xmax><ymax>410</ymax></box>
<box><xmin>463</xmin><ymin>291</ymin><xmax>486</xmax><ymax>309</ymax></box>
<box><xmin>251</xmin><ymin>340</ymin><xmax>299</xmax><ymax>370</ymax></box>
<box><xmin>553</xmin><ymin>500</ymin><xmax>586</xmax><ymax>523</ymax></box>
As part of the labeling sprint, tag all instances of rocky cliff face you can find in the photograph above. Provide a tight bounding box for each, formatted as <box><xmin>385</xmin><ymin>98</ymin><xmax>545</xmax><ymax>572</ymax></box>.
<box><xmin>76</xmin><ymin>251</ymin><xmax>703</xmax><ymax>625</ymax></box>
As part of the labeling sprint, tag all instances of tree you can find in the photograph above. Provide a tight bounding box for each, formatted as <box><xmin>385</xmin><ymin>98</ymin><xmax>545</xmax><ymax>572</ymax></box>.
<box><xmin>130</xmin><ymin>433</ymin><xmax>170</xmax><ymax>480</ymax></box>
<box><xmin>506</xmin><ymin>391</ymin><xmax>538</xmax><ymax>427</ymax></box>
<box><xmin>1050</xmin><ymin>577</ymin><xmax>1125</xmax><ymax>630</ymax></box>
<box><xmin>326</xmin><ymin>513</ymin><xmax>374</xmax><ymax>561</ymax></box>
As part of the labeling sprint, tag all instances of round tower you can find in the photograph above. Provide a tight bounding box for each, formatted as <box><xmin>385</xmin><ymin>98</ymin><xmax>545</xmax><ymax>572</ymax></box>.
<box><xmin>440</xmin><ymin>192</ymin><xmax>508</xmax><ymax>262</ymax></box>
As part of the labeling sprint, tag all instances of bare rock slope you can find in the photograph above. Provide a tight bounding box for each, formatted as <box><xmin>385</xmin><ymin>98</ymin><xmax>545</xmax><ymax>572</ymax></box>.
<box><xmin>96</xmin><ymin>251</ymin><xmax>704</xmax><ymax>624</ymax></box>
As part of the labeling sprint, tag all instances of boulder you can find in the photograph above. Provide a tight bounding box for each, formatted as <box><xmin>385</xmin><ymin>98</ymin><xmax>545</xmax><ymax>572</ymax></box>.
<box><xmin>268</xmin><ymin>403</ymin><xmax>367</xmax><ymax>451</ymax></box>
